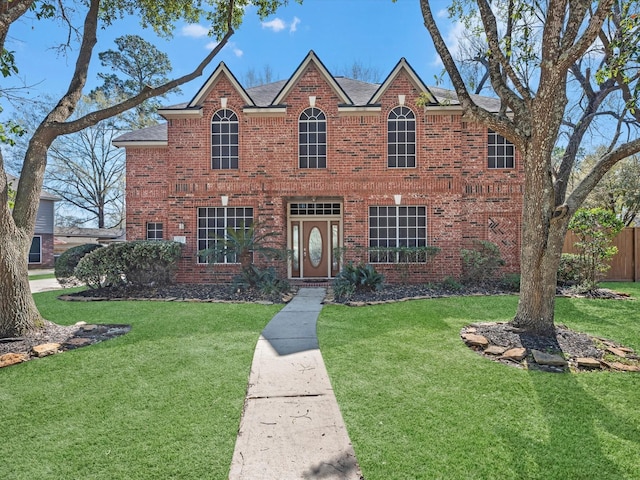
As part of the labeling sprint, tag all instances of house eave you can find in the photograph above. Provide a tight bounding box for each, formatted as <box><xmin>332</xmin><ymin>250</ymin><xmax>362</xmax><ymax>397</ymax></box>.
<box><xmin>337</xmin><ymin>105</ymin><xmax>382</xmax><ymax>115</ymax></box>
<box><xmin>112</xmin><ymin>140</ymin><xmax>168</xmax><ymax>148</ymax></box>
<box><xmin>243</xmin><ymin>106</ymin><xmax>288</xmax><ymax>116</ymax></box>
<box><xmin>158</xmin><ymin>108</ymin><xmax>203</xmax><ymax>119</ymax></box>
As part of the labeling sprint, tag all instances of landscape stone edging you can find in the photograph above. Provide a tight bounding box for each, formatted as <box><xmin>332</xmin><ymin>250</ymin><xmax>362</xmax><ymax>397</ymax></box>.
<box><xmin>460</xmin><ymin>322</ymin><xmax>640</xmax><ymax>373</ymax></box>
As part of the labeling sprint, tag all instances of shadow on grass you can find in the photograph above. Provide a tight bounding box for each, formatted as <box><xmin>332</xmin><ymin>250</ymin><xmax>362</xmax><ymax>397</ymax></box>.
<box><xmin>499</xmin><ymin>366</ymin><xmax>640</xmax><ymax>477</ymax></box>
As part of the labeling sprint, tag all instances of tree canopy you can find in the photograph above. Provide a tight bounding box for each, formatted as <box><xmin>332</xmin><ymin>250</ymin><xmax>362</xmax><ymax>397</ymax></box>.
<box><xmin>0</xmin><ymin>0</ymin><xmax>298</xmax><ymax>337</ymax></box>
<box><xmin>420</xmin><ymin>0</ymin><xmax>640</xmax><ymax>334</ymax></box>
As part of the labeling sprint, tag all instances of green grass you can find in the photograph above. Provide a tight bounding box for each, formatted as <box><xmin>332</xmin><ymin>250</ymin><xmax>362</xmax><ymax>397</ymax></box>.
<box><xmin>318</xmin><ymin>283</ymin><xmax>640</xmax><ymax>480</ymax></box>
<box><xmin>28</xmin><ymin>272</ymin><xmax>56</xmax><ymax>280</ymax></box>
<box><xmin>0</xmin><ymin>290</ymin><xmax>280</xmax><ymax>480</ymax></box>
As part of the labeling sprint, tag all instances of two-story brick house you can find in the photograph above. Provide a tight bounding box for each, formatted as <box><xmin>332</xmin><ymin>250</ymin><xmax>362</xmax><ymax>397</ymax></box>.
<box><xmin>115</xmin><ymin>51</ymin><xmax>523</xmax><ymax>284</ymax></box>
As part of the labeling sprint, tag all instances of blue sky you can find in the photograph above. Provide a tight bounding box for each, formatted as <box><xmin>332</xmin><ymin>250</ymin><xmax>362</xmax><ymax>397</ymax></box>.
<box><xmin>4</xmin><ymin>0</ymin><xmax>459</xmax><ymax>110</ymax></box>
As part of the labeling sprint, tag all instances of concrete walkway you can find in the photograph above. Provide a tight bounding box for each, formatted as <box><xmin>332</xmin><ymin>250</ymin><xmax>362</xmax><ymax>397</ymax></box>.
<box><xmin>29</xmin><ymin>270</ymin><xmax>63</xmax><ymax>293</ymax></box>
<box><xmin>229</xmin><ymin>288</ymin><xmax>362</xmax><ymax>480</ymax></box>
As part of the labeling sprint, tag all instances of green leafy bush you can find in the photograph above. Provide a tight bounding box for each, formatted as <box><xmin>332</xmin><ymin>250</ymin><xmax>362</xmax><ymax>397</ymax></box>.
<box><xmin>557</xmin><ymin>253</ymin><xmax>584</xmax><ymax>286</ymax></box>
<box><xmin>75</xmin><ymin>241</ymin><xmax>183</xmax><ymax>289</ymax></box>
<box><xmin>332</xmin><ymin>263</ymin><xmax>384</xmax><ymax>301</ymax></box>
<box><xmin>232</xmin><ymin>265</ymin><xmax>290</xmax><ymax>296</ymax></box>
<box><xmin>460</xmin><ymin>240</ymin><xmax>505</xmax><ymax>285</ymax></box>
<box><xmin>440</xmin><ymin>276</ymin><xmax>463</xmax><ymax>291</ymax></box>
<box><xmin>500</xmin><ymin>273</ymin><xmax>521</xmax><ymax>292</ymax></box>
<box><xmin>55</xmin><ymin>243</ymin><xmax>103</xmax><ymax>287</ymax></box>
<box><xmin>566</xmin><ymin>208</ymin><xmax>624</xmax><ymax>291</ymax></box>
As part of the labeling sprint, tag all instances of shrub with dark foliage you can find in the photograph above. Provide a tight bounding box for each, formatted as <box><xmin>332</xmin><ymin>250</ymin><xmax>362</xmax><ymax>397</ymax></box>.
<box><xmin>55</xmin><ymin>243</ymin><xmax>103</xmax><ymax>287</ymax></box>
<box><xmin>75</xmin><ymin>241</ymin><xmax>183</xmax><ymax>289</ymax></box>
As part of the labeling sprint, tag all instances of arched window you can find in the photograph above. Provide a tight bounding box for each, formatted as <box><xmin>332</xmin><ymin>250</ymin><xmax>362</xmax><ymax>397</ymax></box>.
<box><xmin>387</xmin><ymin>106</ymin><xmax>416</xmax><ymax>168</ymax></box>
<box><xmin>211</xmin><ymin>109</ymin><xmax>239</xmax><ymax>169</ymax></box>
<box><xmin>299</xmin><ymin>107</ymin><xmax>327</xmax><ymax>168</ymax></box>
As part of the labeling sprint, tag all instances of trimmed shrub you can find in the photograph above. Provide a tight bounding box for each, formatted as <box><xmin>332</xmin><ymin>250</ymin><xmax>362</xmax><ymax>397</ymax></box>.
<box><xmin>500</xmin><ymin>273</ymin><xmax>521</xmax><ymax>292</ymax></box>
<box><xmin>55</xmin><ymin>243</ymin><xmax>103</xmax><ymax>287</ymax></box>
<box><xmin>75</xmin><ymin>241</ymin><xmax>183</xmax><ymax>289</ymax></box>
<box><xmin>333</xmin><ymin>263</ymin><xmax>384</xmax><ymax>301</ymax></box>
<box><xmin>460</xmin><ymin>240</ymin><xmax>505</xmax><ymax>286</ymax></box>
<box><xmin>557</xmin><ymin>253</ymin><xmax>585</xmax><ymax>286</ymax></box>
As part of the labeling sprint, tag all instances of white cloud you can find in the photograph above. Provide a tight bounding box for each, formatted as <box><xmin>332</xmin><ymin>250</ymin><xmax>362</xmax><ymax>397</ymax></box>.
<box><xmin>290</xmin><ymin>16</ymin><xmax>301</xmax><ymax>33</ymax></box>
<box><xmin>182</xmin><ymin>24</ymin><xmax>209</xmax><ymax>38</ymax></box>
<box><xmin>205</xmin><ymin>41</ymin><xmax>220</xmax><ymax>51</ymax></box>
<box><xmin>262</xmin><ymin>18</ymin><xmax>286</xmax><ymax>32</ymax></box>
<box><xmin>428</xmin><ymin>21</ymin><xmax>467</xmax><ymax>68</ymax></box>
<box><xmin>205</xmin><ymin>40</ymin><xmax>242</xmax><ymax>57</ymax></box>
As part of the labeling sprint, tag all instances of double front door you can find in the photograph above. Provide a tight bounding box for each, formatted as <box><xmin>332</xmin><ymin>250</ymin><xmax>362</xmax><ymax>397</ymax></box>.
<box><xmin>290</xmin><ymin>219</ymin><xmax>341</xmax><ymax>279</ymax></box>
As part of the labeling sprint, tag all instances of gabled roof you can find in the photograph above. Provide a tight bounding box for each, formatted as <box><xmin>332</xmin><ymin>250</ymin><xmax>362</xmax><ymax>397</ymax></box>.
<box><xmin>112</xmin><ymin>51</ymin><xmax>505</xmax><ymax>144</ymax></box>
<box><xmin>6</xmin><ymin>173</ymin><xmax>60</xmax><ymax>201</ymax></box>
<box><xmin>189</xmin><ymin>61</ymin><xmax>254</xmax><ymax>107</ymax></box>
<box><xmin>272</xmin><ymin>50</ymin><xmax>352</xmax><ymax>105</ymax></box>
<box><xmin>157</xmin><ymin>62</ymin><xmax>254</xmax><ymax>119</ymax></box>
<box><xmin>370</xmin><ymin>57</ymin><xmax>436</xmax><ymax>105</ymax></box>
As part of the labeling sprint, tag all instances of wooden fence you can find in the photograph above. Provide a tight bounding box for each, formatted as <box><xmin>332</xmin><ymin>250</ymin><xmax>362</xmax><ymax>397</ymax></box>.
<box><xmin>563</xmin><ymin>227</ymin><xmax>640</xmax><ymax>282</ymax></box>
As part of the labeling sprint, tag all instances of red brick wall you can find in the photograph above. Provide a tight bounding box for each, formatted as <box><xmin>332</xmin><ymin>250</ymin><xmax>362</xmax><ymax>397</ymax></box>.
<box><xmin>126</xmin><ymin>63</ymin><xmax>524</xmax><ymax>284</ymax></box>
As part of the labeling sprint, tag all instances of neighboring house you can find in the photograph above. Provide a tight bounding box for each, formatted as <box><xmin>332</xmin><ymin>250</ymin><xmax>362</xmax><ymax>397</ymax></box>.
<box><xmin>6</xmin><ymin>173</ymin><xmax>59</xmax><ymax>268</ymax></box>
<box><xmin>115</xmin><ymin>51</ymin><xmax>524</xmax><ymax>284</ymax></box>
<box><xmin>54</xmin><ymin>227</ymin><xmax>126</xmax><ymax>255</ymax></box>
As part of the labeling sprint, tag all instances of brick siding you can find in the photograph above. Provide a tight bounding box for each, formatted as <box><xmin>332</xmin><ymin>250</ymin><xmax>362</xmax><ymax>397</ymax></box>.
<box><xmin>125</xmin><ymin>60</ymin><xmax>523</xmax><ymax>284</ymax></box>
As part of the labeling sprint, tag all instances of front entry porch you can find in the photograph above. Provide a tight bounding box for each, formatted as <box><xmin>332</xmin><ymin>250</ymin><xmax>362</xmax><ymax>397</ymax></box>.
<box><xmin>288</xmin><ymin>201</ymin><xmax>342</xmax><ymax>280</ymax></box>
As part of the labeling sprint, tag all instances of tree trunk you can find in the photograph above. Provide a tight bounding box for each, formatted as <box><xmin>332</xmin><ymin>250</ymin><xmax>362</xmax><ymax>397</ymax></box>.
<box><xmin>511</xmin><ymin>144</ymin><xmax>570</xmax><ymax>336</ymax></box>
<box><xmin>0</xmin><ymin>228</ymin><xmax>42</xmax><ymax>338</ymax></box>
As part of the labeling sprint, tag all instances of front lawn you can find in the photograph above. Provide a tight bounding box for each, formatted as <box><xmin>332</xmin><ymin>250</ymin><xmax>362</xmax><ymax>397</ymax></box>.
<box><xmin>318</xmin><ymin>283</ymin><xmax>640</xmax><ymax>480</ymax></box>
<box><xmin>0</xmin><ymin>290</ymin><xmax>280</xmax><ymax>480</ymax></box>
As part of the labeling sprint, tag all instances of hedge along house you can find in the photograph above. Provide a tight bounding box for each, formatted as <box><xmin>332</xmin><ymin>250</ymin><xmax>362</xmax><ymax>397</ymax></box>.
<box><xmin>114</xmin><ymin>51</ymin><xmax>523</xmax><ymax>284</ymax></box>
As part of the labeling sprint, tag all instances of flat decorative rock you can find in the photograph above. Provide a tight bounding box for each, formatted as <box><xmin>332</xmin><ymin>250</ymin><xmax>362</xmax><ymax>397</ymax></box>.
<box><xmin>0</xmin><ymin>352</ymin><xmax>28</xmax><ymax>368</ymax></box>
<box><xmin>576</xmin><ymin>357</ymin><xmax>601</xmax><ymax>369</ymax></box>
<box><xmin>606</xmin><ymin>347</ymin><xmax>627</xmax><ymax>358</ymax></box>
<box><xmin>531</xmin><ymin>349</ymin><xmax>568</xmax><ymax>367</ymax></box>
<box><xmin>461</xmin><ymin>333</ymin><xmax>489</xmax><ymax>348</ymax></box>
<box><xmin>485</xmin><ymin>345</ymin><xmax>508</xmax><ymax>355</ymax></box>
<box><xmin>64</xmin><ymin>337</ymin><xmax>93</xmax><ymax>347</ymax></box>
<box><xmin>608</xmin><ymin>362</ymin><xmax>640</xmax><ymax>372</ymax></box>
<box><xmin>31</xmin><ymin>343</ymin><xmax>61</xmax><ymax>357</ymax></box>
<box><xmin>500</xmin><ymin>347</ymin><xmax>527</xmax><ymax>362</ymax></box>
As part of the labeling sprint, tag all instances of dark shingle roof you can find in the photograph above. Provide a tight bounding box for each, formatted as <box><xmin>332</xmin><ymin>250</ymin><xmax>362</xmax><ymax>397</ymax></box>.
<box><xmin>428</xmin><ymin>86</ymin><xmax>501</xmax><ymax>112</ymax></box>
<box><xmin>113</xmin><ymin>123</ymin><xmax>167</xmax><ymax>143</ymax></box>
<box><xmin>246</xmin><ymin>80</ymin><xmax>287</xmax><ymax>106</ymax></box>
<box><xmin>113</xmin><ymin>79</ymin><xmax>502</xmax><ymax>143</ymax></box>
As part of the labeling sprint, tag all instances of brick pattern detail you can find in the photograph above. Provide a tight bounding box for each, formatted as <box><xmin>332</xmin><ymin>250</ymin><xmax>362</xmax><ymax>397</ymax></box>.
<box><xmin>125</xmin><ymin>62</ymin><xmax>524</xmax><ymax>284</ymax></box>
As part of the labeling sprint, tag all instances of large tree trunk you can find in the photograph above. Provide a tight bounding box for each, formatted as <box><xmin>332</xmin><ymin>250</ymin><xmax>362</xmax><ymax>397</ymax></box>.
<box><xmin>511</xmin><ymin>142</ymin><xmax>570</xmax><ymax>336</ymax></box>
<box><xmin>0</xmin><ymin>226</ymin><xmax>42</xmax><ymax>338</ymax></box>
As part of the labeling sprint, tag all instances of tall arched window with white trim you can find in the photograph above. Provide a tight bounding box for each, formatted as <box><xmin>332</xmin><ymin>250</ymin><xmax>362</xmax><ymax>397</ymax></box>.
<box><xmin>387</xmin><ymin>106</ymin><xmax>416</xmax><ymax>168</ymax></box>
<box><xmin>211</xmin><ymin>109</ymin><xmax>239</xmax><ymax>169</ymax></box>
<box><xmin>299</xmin><ymin>107</ymin><xmax>327</xmax><ymax>168</ymax></box>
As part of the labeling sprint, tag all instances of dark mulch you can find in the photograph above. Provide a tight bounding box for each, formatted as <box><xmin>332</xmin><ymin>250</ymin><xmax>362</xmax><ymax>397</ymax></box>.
<box><xmin>61</xmin><ymin>283</ymin><xmax>293</xmax><ymax>304</ymax></box>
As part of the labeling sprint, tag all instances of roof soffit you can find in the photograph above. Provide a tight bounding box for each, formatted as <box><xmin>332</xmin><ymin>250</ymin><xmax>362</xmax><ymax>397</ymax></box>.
<box><xmin>273</xmin><ymin>50</ymin><xmax>353</xmax><ymax>106</ymax></box>
<box><xmin>369</xmin><ymin>58</ymin><xmax>436</xmax><ymax>106</ymax></box>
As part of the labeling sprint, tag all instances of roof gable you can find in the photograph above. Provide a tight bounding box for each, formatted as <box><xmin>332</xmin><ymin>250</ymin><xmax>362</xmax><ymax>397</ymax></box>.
<box><xmin>369</xmin><ymin>58</ymin><xmax>436</xmax><ymax>105</ymax></box>
<box><xmin>273</xmin><ymin>51</ymin><xmax>352</xmax><ymax>105</ymax></box>
<box><xmin>189</xmin><ymin>61</ymin><xmax>254</xmax><ymax>107</ymax></box>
